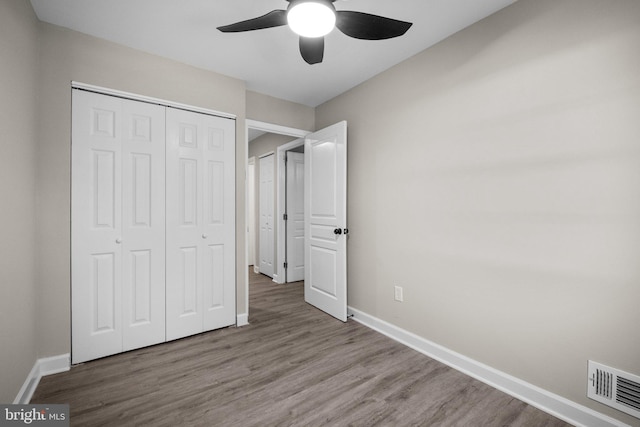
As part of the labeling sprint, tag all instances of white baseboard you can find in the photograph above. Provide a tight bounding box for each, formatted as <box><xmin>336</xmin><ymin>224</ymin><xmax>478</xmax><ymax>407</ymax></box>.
<box><xmin>347</xmin><ymin>307</ymin><xmax>629</xmax><ymax>427</ymax></box>
<box><xmin>14</xmin><ymin>354</ymin><xmax>70</xmax><ymax>404</ymax></box>
<box><xmin>236</xmin><ymin>313</ymin><xmax>249</xmax><ymax>327</ymax></box>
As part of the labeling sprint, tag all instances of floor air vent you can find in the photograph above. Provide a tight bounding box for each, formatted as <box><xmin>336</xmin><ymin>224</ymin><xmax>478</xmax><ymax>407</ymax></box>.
<box><xmin>588</xmin><ymin>361</ymin><xmax>640</xmax><ymax>419</ymax></box>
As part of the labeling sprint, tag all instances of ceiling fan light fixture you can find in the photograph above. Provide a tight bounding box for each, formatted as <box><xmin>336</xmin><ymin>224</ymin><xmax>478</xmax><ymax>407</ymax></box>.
<box><xmin>287</xmin><ymin>0</ymin><xmax>336</xmax><ymax>38</ymax></box>
<box><xmin>217</xmin><ymin>0</ymin><xmax>413</xmax><ymax>65</ymax></box>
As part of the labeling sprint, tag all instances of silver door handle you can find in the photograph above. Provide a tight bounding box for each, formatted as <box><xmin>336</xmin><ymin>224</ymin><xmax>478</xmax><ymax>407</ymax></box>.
<box><xmin>202</xmin><ymin>234</ymin><xmax>208</xmax><ymax>239</ymax></box>
<box><xmin>115</xmin><ymin>238</ymin><xmax>122</xmax><ymax>244</ymax></box>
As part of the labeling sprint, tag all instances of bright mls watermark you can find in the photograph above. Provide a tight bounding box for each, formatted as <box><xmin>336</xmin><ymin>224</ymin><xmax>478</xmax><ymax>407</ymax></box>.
<box><xmin>0</xmin><ymin>405</ymin><xmax>68</xmax><ymax>427</ymax></box>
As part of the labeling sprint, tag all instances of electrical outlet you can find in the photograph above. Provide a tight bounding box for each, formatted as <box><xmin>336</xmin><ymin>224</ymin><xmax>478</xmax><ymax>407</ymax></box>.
<box><xmin>394</xmin><ymin>286</ymin><xmax>403</xmax><ymax>302</ymax></box>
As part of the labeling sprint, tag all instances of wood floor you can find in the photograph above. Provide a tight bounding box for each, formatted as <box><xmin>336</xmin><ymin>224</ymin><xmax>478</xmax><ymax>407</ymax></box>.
<box><xmin>33</xmin><ymin>269</ymin><xmax>571</xmax><ymax>426</ymax></box>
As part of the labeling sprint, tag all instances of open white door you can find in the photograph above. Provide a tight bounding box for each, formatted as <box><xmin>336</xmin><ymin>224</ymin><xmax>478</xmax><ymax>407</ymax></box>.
<box><xmin>304</xmin><ymin>121</ymin><xmax>347</xmax><ymax>322</ymax></box>
<box><xmin>259</xmin><ymin>154</ymin><xmax>275</xmax><ymax>277</ymax></box>
<box><xmin>286</xmin><ymin>151</ymin><xmax>305</xmax><ymax>282</ymax></box>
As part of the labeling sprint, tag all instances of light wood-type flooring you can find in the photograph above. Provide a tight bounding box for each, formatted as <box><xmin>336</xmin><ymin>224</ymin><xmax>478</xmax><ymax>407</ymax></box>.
<box><xmin>32</xmin><ymin>269</ymin><xmax>572</xmax><ymax>426</ymax></box>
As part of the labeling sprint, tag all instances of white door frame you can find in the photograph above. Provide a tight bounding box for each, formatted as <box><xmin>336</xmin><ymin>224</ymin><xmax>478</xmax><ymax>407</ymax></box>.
<box><xmin>275</xmin><ymin>138</ymin><xmax>304</xmax><ymax>284</ymax></box>
<box><xmin>247</xmin><ymin>157</ymin><xmax>256</xmax><ymax>267</ymax></box>
<box><xmin>243</xmin><ymin>120</ymin><xmax>310</xmax><ymax>323</ymax></box>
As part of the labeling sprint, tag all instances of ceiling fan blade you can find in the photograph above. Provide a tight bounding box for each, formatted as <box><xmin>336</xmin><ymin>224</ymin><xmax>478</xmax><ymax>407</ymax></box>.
<box><xmin>299</xmin><ymin>37</ymin><xmax>324</xmax><ymax>64</ymax></box>
<box><xmin>217</xmin><ymin>10</ymin><xmax>287</xmax><ymax>32</ymax></box>
<box><xmin>335</xmin><ymin>11</ymin><xmax>412</xmax><ymax>40</ymax></box>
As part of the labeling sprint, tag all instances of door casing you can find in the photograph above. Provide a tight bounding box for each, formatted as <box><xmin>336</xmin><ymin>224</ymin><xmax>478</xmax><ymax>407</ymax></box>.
<box><xmin>243</xmin><ymin>120</ymin><xmax>310</xmax><ymax>322</ymax></box>
<box><xmin>247</xmin><ymin>157</ymin><xmax>256</xmax><ymax>267</ymax></box>
<box><xmin>275</xmin><ymin>138</ymin><xmax>305</xmax><ymax>284</ymax></box>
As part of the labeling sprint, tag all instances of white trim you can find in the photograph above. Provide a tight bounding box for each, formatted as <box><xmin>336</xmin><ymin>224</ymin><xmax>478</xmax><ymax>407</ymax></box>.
<box><xmin>245</xmin><ymin>156</ymin><xmax>257</xmax><ymax>319</ymax></box>
<box><xmin>71</xmin><ymin>81</ymin><xmax>236</xmax><ymax>120</ymax></box>
<box><xmin>14</xmin><ymin>354</ymin><xmax>71</xmax><ymax>404</ymax></box>
<box><xmin>275</xmin><ymin>138</ymin><xmax>305</xmax><ymax>284</ymax></box>
<box><xmin>246</xmin><ymin>120</ymin><xmax>310</xmax><ymax>138</ymax></box>
<box><xmin>244</xmin><ymin>120</ymin><xmax>311</xmax><ymax>320</ymax></box>
<box><xmin>236</xmin><ymin>313</ymin><xmax>249</xmax><ymax>327</ymax></box>
<box><xmin>246</xmin><ymin>156</ymin><xmax>257</xmax><ymax>268</ymax></box>
<box><xmin>347</xmin><ymin>307</ymin><xmax>630</xmax><ymax>427</ymax></box>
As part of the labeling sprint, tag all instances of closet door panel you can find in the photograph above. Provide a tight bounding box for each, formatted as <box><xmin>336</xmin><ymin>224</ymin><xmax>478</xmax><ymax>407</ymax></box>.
<box><xmin>73</xmin><ymin>91</ymin><xmax>167</xmax><ymax>363</ymax></box>
<box><xmin>166</xmin><ymin>108</ymin><xmax>205</xmax><ymax>340</ymax></box>
<box><xmin>166</xmin><ymin>108</ymin><xmax>236</xmax><ymax>339</ymax></box>
<box><xmin>121</xmin><ymin>100</ymin><xmax>166</xmax><ymax>351</ymax></box>
<box><xmin>72</xmin><ymin>90</ymin><xmax>124</xmax><ymax>364</ymax></box>
<box><xmin>202</xmin><ymin>115</ymin><xmax>236</xmax><ymax>330</ymax></box>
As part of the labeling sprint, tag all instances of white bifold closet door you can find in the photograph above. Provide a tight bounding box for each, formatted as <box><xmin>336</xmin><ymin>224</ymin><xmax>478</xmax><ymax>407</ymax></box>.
<box><xmin>72</xmin><ymin>89</ymin><xmax>236</xmax><ymax>364</ymax></box>
<box><xmin>165</xmin><ymin>107</ymin><xmax>236</xmax><ymax>341</ymax></box>
<box><xmin>72</xmin><ymin>90</ymin><xmax>166</xmax><ymax>364</ymax></box>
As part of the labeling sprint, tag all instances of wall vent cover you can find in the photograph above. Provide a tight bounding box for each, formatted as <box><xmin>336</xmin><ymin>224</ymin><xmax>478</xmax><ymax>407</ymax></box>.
<box><xmin>588</xmin><ymin>360</ymin><xmax>640</xmax><ymax>420</ymax></box>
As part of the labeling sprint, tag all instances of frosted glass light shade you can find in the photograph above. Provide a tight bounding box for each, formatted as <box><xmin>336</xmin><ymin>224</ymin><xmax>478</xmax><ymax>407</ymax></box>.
<box><xmin>287</xmin><ymin>1</ymin><xmax>336</xmax><ymax>38</ymax></box>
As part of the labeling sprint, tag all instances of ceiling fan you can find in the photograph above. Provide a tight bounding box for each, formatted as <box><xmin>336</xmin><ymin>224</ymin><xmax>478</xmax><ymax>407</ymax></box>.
<box><xmin>217</xmin><ymin>0</ymin><xmax>413</xmax><ymax>65</ymax></box>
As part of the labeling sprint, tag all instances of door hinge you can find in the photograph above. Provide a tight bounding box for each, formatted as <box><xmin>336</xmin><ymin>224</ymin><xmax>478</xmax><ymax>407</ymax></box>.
<box><xmin>284</xmin><ymin>262</ymin><xmax>288</xmax><ymax>269</ymax></box>
<box><xmin>283</xmin><ymin>213</ymin><xmax>288</xmax><ymax>220</ymax></box>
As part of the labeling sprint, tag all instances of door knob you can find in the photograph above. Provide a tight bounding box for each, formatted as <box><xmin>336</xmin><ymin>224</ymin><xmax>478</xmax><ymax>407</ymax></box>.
<box><xmin>202</xmin><ymin>234</ymin><xmax>208</xmax><ymax>239</ymax></box>
<box><xmin>333</xmin><ymin>228</ymin><xmax>342</xmax><ymax>235</ymax></box>
<box><xmin>115</xmin><ymin>238</ymin><xmax>122</xmax><ymax>244</ymax></box>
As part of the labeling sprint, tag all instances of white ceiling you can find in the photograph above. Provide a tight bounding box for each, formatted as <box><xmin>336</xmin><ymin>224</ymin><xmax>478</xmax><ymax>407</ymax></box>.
<box><xmin>30</xmin><ymin>0</ymin><xmax>517</xmax><ymax>107</ymax></box>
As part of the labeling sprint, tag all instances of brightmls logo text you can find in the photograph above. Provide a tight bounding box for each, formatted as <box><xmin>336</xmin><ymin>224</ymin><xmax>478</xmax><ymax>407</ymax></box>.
<box><xmin>0</xmin><ymin>405</ymin><xmax>68</xmax><ymax>427</ymax></box>
<box><xmin>4</xmin><ymin>408</ymin><xmax>46</xmax><ymax>424</ymax></box>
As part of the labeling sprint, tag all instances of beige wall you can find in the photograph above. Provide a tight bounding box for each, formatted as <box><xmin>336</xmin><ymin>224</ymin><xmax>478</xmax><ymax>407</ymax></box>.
<box><xmin>316</xmin><ymin>0</ymin><xmax>640</xmax><ymax>424</ymax></box>
<box><xmin>0</xmin><ymin>0</ymin><xmax>40</xmax><ymax>403</ymax></box>
<box><xmin>246</xmin><ymin>91</ymin><xmax>315</xmax><ymax>132</ymax></box>
<box><xmin>249</xmin><ymin>133</ymin><xmax>301</xmax><ymax>160</ymax></box>
<box><xmin>35</xmin><ymin>22</ymin><xmax>247</xmax><ymax>355</ymax></box>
